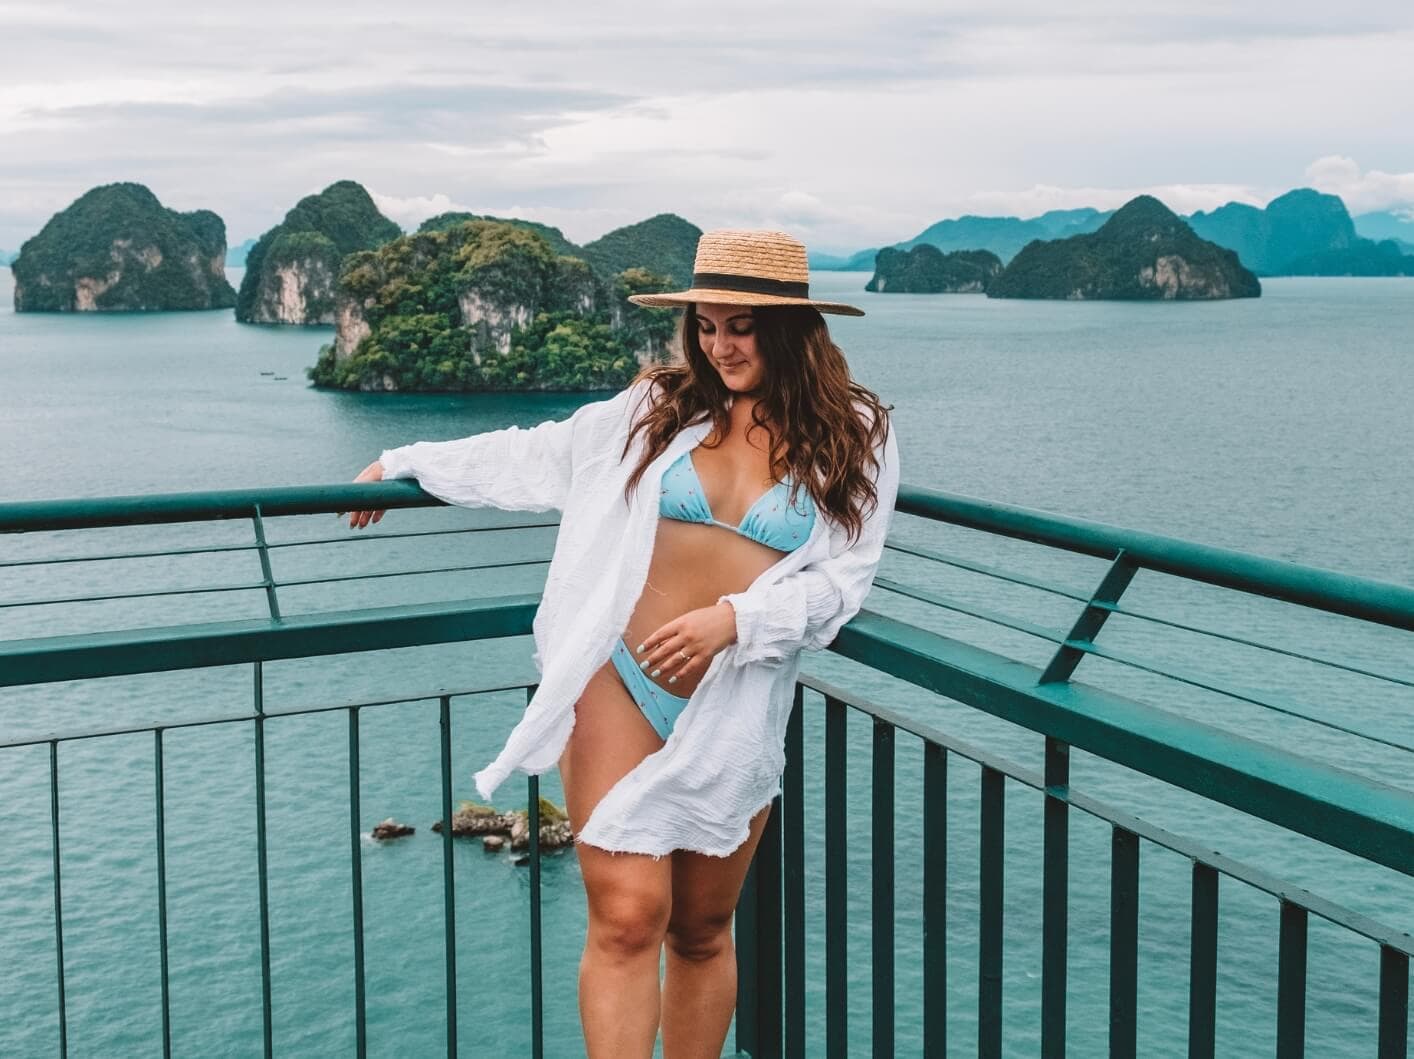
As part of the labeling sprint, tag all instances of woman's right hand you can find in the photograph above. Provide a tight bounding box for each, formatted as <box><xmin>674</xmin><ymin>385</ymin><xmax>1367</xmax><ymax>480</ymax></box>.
<box><xmin>340</xmin><ymin>460</ymin><xmax>387</xmax><ymax>529</ymax></box>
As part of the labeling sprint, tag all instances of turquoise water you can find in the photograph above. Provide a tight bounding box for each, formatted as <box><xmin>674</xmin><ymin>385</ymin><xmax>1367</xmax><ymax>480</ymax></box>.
<box><xmin>1</xmin><ymin>268</ymin><xmax>1410</xmax><ymax>1056</ymax></box>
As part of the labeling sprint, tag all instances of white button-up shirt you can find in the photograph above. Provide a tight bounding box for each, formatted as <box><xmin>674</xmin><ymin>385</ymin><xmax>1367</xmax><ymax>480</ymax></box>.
<box><xmin>379</xmin><ymin>378</ymin><xmax>900</xmax><ymax>858</ymax></box>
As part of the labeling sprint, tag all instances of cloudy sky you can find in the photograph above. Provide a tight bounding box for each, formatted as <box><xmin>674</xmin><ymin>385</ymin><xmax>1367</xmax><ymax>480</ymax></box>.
<box><xmin>2</xmin><ymin>0</ymin><xmax>1412</xmax><ymax>254</ymax></box>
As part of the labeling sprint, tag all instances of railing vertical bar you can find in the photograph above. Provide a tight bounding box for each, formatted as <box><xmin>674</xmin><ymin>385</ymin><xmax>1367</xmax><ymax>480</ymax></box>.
<box><xmin>737</xmin><ymin>856</ymin><xmax>760</xmax><ymax>1059</ymax></box>
<box><xmin>439</xmin><ymin>694</ymin><xmax>458</xmax><ymax>1058</ymax></box>
<box><xmin>253</xmin><ymin>662</ymin><xmax>273</xmax><ymax>1059</ymax></box>
<box><xmin>825</xmin><ymin>694</ymin><xmax>848</xmax><ymax>1059</ymax></box>
<box><xmin>527</xmin><ymin>685</ymin><xmax>544</xmax><ymax>1059</ymax></box>
<box><xmin>1043</xmin><ymin>737</ymin><xmax>1070</xmax><ymax>1058</ymax></box>
<box><xmin>923</xmin><ymin>742</ymin><xmax>947</xmax><ymax>1059</ymax></box>
<box><xmin>1378</xmin><ymin>945</ymin><xmax>1408</xmax><ymax>1059</ymax></box>
<box><xmin>979</xmin><ymin>766</ymin><xmax>1005</xmax><ymax>1059</ymax></box>
<box><xmin>1188</xmin><ymin>863</ymin><xmax>1218</xmax><ymax>1059</ymax></box>
<box><xmin>348</xmin><ymin>707</ymin><xmax>366</xmax><ymax>1058</ymax></box>
<box><xmin>784</xmin><ymin>683</ymin><xmax>807</xmax><ymax>1059</ymax></box>
<box><xmin>755</xmin><ymin>778</ymin><xmax>784</xmax><ymax>1057</ymax></box>
<box><xmin>155</xmin><ymin>729</ymin><xmax>172</xmax><ymax>1059</ymax></box>
<box><xmin>1276</xmin><ymin>900</ymin><xmax>1307</xmax><ymax>1059</ymax></box>
<box><xmin>1109</xmin><ymin>827</ymin><xmax>1139</xmax><ymax>1059</ymax></box>
<box><xmin>50</xmin><ymin>740</ymin><xmax>68</xmax><ymax>1059</ymax></box>
<box><xmin>872</xmin><ymin>717</ymin><xmax>895</xmax><ymax>1058</ymax></box>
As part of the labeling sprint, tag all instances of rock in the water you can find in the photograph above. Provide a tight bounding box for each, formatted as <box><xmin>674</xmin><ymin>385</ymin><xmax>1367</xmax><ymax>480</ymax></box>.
<box><xmin>431</xmin><ymin>798</ymin><xmax>575</xmax><ymax>851</ymax></box>
<box><xmin>236</xmin><ymin>180</ymin><xmax>400</xmax><ymax>325</ymax></box>
<box><xmin>986</xmin><ymin>195</ymin><xmax>1261</xmax><ymax>301</ymax></box>
<box><xmin>483</xmin><ymin>835</ymin><xmax>507</xmax><ymax>852</ymax></box>
<box><xmin>865</xmin><ymin>246</ymin><xmax>1002</xmax><ymax>293</ymax></box>
<box><xmin>12</xmin><ymin>183</ymin><xmax>237</xmax><ymax>312</ymax></box>
<box><xmin>371</xmin><ymin>818</ymin><xmax>414</xmax><ymax>840</ymax></box>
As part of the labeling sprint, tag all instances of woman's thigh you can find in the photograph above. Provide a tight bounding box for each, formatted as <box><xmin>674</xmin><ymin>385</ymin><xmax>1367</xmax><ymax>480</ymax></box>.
<box><xmin>667</xmin><ymin>801</ymin><xmax>773</xmax><ymax>941</ymax></box>
<box><xmin>561</xmin><ymin>661</ymin><xmax>673</xmax><ymax>916</ymax></box>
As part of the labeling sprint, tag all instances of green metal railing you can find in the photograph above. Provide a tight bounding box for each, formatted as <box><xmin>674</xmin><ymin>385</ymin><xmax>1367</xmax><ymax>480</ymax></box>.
<box><xmin>1</xmin><ymin>481</ymin><xmax>1411</xmax><ymax>1057</ymax></box>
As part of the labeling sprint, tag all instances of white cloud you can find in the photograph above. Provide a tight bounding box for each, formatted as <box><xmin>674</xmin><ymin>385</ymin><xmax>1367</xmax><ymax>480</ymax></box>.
<box><xmin>1304</xmin><ymin>156</ymin><xmax>1414</xmax><ymax>214</ymax></box>
<box><xmin>366</xmin><ymin>190</ymin><xmax>642</xmax><ymax>245</ymax></box>
<box><xmin>367</xmin><ymin>191</ymin><xmax>470</xmax><ymax>230</ymax></box>
<box><xmin>2</xmin><ymin>3</ymin><xmax>1413</xmax><ymax>250</ymax></box>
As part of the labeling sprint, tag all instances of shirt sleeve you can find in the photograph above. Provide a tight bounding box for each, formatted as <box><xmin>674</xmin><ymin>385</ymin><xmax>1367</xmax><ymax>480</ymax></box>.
<box><xmin>378</xmin><ymin>381</ymin><xmax>645</xmax><ymax>513</ymax></box>
<box><xmin>716</xmin><ymin>415</ymin><xmax>900</xmax><ymax>666</ymax></box>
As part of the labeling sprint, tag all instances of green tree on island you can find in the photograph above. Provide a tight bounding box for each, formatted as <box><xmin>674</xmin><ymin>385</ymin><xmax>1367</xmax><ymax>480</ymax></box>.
<box><xmin>308</xmin><ymin>219</ymin><xmax>681</xmax><ymax>392</ymax></box>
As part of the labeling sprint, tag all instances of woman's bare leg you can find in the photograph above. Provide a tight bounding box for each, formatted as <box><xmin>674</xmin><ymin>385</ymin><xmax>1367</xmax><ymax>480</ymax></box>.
<box><xmin>660</xmin><ymin>802</ymin><xmax>773</xmax><ymax>1058</ymax></box>
<box><xmin>560</xmin><ymin>663</ymin><xmax>673</xmax><ymax>1058</ymax></box>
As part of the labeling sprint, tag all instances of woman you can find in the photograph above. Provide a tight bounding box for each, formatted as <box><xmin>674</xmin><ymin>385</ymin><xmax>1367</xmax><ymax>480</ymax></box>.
<box><xmin>345</xmin><ymin>229</ymin><xmax>900</xmax><ymax>1058</ymax></box>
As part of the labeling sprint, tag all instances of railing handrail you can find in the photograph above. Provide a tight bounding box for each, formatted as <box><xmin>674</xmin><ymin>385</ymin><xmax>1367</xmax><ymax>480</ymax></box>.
<box><xmin>895</xmin><ymin>484</ymin><xmax>1414</xmax><ymax>632</ymax></box>
<box><xmin>4</xmin><ymin>479</ymin><xmax>1411</xmax><ymax>631</ymax></box>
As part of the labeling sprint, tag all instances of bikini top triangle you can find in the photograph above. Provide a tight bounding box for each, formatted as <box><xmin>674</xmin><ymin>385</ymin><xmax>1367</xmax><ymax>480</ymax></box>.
<box><xmin>659</xmin><ymin>445</ymin><xmax>816</xmax><ymax>552</ymax></box>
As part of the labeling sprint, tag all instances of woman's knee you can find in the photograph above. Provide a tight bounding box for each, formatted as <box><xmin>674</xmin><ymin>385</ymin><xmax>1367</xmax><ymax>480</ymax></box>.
<box><xmin>585</xmin><ymin>882</ymin><xmax>672</xmax><ymax>958</ymax></box>
<box><xmin>664</xmin><ymin>910</ymin><xmax>734</xmax><ymax>962</ymax></box>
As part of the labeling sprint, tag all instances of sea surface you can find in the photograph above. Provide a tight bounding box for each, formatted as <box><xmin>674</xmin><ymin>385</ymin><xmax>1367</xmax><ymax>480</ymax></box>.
<box><xmin>1</xmin><ymin>268</ymin><xmax>1410</xmax><ymax>1056</ymax></box>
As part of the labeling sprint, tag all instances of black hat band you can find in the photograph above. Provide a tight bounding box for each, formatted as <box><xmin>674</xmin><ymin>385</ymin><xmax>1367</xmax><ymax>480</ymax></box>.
<box><xmin>691</xmin><ymin>272</ymin><xmax>810</xmax><ymax>298</ymax></box>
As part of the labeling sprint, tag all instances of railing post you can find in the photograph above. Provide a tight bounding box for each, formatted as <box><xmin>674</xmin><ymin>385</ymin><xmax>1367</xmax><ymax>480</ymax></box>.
<box><xmin>253</xmin><ymin>662</ymin><xmax>273</xmax><ymax>1059</ymax></box>
<box><xmin>738</xmin><ymin>787</ymin><xmax>784</xmax><ymax>1057</ymax></box>
<box><xmin>758</xmin><ymin>790</ymin><xmax>785</xmax><ymax>1057</ymax></box>
<box><xmin>873</xmin><ymin>717</ymin><xmax>895</xmax><ymax>1057</ymax></box>
<box><xmin>439</xmin><ymin>694</ymin><xmax>458</xmax><ymax>1058</ymax></box>
<box><xmin>1379</xmin><ymin>945</ymin><xmax>1409</xmax><ymax>1059</ymax></box>
<box><xmin>1042</xmin><ymin>738</ymin><xmax>1070</xmax><ymax>1058</ymax></box>
<box><xmin>1276</xmin><ymin>901</ymin><xmax>1307</xmax><ymax>1059</ymax></box>
<box><xmin>923</xmin><ymin>742</ymin><xmax>947</xmax><ymax>1058</ymax></box>
<box><xmin>50</xmin><ymin>740</ymin><xmax>68</xmax><ymax>1059</ymax></box>
<box><xmin>737</xmin><ymin>852</ymin><xmax>760</xmax><ymax>1057</ymax></box>
<box><xmin>1109</xmin><ymin>828</ymin><xmax>1140</xmax><ymax>1059</ymax></box>
<box><xmin>783</xmin><ymin>684</ymin><xmax>807</xmax><ymax>1059</ymax></box>
<box><xmin>1038</xmin><ymin>552</ymin><xmax>1137</xmax><ymax>685</ymax></box>
<box><xmin>979</xmin><ymin>766</ymin><xmax>1005</xmax><ymax>1059</ymax></box>
<box><xmin>250</xmin><ymin>503</ymin><xmax>282</xmax><ymax>623</ymax></box>
<box><xmin>1188</xmin><ymin>863</ymin><xmax>1219</xmax><ymax>1059</ymax></box>
<box><xmin>825</xmin><ymin>695</ymin><xmax>848</xmax><ymax>1058</ymax></box>
<box><xmin>155</xmin><ymin>729</ymin><xmax>172</xmax><ymax>1059</ymax></box>
<box><xmin>527</xmin><ymin>685</ymin><xmax>544</xmax><ymax>1059</ymax></box>
<box><xmin>348</xmin><ymin>707</ymin><xmax>366</xmax><ymax>1058</ymax></box>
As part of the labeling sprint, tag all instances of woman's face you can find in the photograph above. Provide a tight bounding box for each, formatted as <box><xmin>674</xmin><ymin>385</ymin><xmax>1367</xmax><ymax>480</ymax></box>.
<box><xmin>695</xmin><ymin>302</ymin><xmax>764</xmax><ymax>395</ymax></box>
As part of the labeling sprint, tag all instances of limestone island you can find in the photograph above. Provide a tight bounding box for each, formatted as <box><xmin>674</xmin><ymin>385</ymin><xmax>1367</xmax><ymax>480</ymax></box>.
<box><xmin>236</xmin><ymin>180</ymin><xmax>401</xmax><ymax>325</ymax></box>
<box><xmin>308</xmin><ymin>213</ymin><xmax>696</xmax><ymax>392</ymax></box>
<box><xmin>11</xmin><ymin>183</ymin><xmax>237</xmax><ymax>312</ymax></box>
<box><xmin>865</xmin><ymin>246</ymin><xmax>1003</xmax><ymax>293</ymax></box>
<box><xmin>986</xmin><ymin>196</ymin><xmax>1261</xmax><ymax>300</ymax></box>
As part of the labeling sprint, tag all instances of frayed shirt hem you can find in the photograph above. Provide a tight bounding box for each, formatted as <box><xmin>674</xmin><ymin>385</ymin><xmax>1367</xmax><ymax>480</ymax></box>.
<box><xmin>571</xmin><ymin>785</ymin><xmax>781</xmax><ymax>861</ymax></box>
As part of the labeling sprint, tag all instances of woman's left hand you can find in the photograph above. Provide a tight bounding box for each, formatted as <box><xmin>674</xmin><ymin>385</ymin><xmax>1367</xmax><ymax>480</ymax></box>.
<box><xmin>635</xmin><ymin>602</ymin><xmax>738</xmax><ymax>685</ymax></box>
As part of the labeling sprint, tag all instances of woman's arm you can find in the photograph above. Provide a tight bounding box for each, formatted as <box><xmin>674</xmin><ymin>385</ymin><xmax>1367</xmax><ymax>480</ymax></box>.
<box><xmin>715</xmin><ymin>419</ymin><xmax>900</xmax><ymax>666</ymax></box>
<box><xmin>378</xmin><ymin>381</ymin><xmax>646</xmax><ymax>512</ymax></box>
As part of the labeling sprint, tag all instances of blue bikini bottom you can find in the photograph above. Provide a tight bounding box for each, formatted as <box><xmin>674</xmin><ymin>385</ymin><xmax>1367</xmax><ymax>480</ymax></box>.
<box><xmin>608</xmin><ymin>636</ymin><xmax>692</xmax><ymax>740</ymax></box>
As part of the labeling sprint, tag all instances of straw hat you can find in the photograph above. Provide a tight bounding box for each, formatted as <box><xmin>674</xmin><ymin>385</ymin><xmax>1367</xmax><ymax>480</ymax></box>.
<box><xmin>626</xmin><ymin>228</ymin><xmax>865</xmax><ymax>316</ymax></box>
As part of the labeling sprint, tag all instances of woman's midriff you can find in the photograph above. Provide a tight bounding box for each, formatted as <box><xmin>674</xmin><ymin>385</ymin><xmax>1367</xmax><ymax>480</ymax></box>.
<box><xmin>618</xmin><ymin>518</ymin><xmax>788</xmax><ymax>700</ymax></box>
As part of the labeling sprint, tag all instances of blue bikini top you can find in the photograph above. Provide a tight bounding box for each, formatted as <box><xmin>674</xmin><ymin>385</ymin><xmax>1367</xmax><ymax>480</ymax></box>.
<box><xmin>659</xmin><ymin>446</ymin><xmax>816</xmax><ymax>551</ymax></box>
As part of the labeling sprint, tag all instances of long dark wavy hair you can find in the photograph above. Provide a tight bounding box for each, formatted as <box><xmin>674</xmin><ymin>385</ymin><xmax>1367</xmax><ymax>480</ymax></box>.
<box><xmin>619</xmin><ymin>302</ymin><xmax>893</xmax><ymax>547</ymax></box>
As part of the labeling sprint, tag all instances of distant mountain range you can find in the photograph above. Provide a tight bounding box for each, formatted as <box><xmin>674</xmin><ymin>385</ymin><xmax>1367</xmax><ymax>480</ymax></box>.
<box><xmin>225</xmin><ymin>238</ymin><xmax>256</xmax><ymax>266</ymax></box>
<box><xmin>814</xmin><ymin>193</ymin><xmax>1414</xmax><ymax>277</ymax></box>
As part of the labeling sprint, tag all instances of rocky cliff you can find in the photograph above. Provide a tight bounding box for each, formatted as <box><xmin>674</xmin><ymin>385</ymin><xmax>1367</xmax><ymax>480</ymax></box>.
<box><xmin>12</xmin><ymin>183</ymin><xmax>236</xmax><ymax>312</ymax></box>
<box><xmin>309</xmin><ymin>219</ymin><xmax>677</xmax><ymax>392</ymax></box>
<box><xmin>236</xmin><ymin>180</ymin><xmax>400</xmax><ymax>325</ymax></box>
<box><xmin>987</xmin><ymin>196</ymin><xmax>1261</xmax><ymax>301</ymax></box>
<box><xmin>866</xmin><ymin>246</ymin><xmax>1002</xmax><ymax>293</ymax></box>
